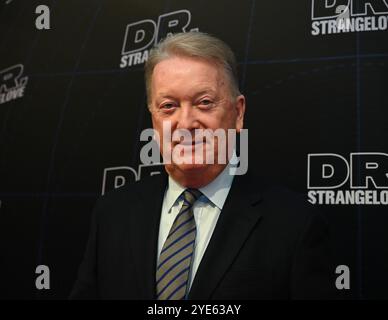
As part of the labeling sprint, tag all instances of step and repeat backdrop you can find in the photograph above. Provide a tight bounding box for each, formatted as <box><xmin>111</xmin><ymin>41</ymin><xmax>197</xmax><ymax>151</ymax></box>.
<box><xmin>0</xmin><ymin>0</ymin><xmax>387</xmax><ymax>299</ymax></box>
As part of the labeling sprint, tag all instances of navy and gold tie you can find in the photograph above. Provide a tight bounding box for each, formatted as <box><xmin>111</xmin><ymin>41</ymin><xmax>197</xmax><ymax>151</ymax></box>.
<box><xmin>156</xmin><ymin>188</ymin><xmax>202</xmax><ymax>300</ymax></box>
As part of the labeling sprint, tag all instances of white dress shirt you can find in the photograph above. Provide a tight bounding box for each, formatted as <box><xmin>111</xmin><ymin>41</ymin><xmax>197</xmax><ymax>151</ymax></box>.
<box><xmin>157</xmin><ymin>162</ymin><xmax>235</xmax><ymax>291</ymax></box>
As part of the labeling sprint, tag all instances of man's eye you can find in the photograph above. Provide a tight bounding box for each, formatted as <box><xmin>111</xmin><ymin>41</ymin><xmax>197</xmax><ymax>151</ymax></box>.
<box><xmin>161</xmin><ymin>103</ymin><xmax>175</xmax><ymax>109</ymax></box>
<box><xmin>199</xmin><ymin>99</ymin><xmax>213</xmax><ymax>106</ymax></box>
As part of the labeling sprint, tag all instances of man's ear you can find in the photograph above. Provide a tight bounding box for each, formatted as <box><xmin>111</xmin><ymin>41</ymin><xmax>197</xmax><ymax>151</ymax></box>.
<box><xmin>235</xmin><ymin>94</ymin><xmax>246</xmax><ymax>132</ymax></box>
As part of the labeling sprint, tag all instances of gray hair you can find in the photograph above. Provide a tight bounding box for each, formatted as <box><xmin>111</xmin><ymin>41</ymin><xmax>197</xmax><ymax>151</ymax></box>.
<box><xmin>144</xmin><ymin>32</ymin><xmax>240</xmax><ymax>106</ymax></box>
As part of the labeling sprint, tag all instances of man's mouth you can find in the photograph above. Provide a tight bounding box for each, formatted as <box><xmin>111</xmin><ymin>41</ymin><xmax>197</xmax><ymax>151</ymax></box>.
<box><xmin>173</xmin><ymin>138</ymin><xmax>205</xmax><ymax>147</ymax></box>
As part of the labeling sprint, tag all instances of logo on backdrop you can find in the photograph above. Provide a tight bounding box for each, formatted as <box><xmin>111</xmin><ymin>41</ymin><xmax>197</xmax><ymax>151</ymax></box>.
<box><xmin>120</xmin><ymin>9</ymin><xmax>199</xmax><ymax>68</ymax></box>
<box><xmin>311</xmin><ymin>0</ymin><xmax>388</xmax><ymax>35</ymax></box>
<box><xmin>0</xmin><ymin>64</ymin><xmax>28</xmax><ymax>105</ymax></box>
<box><xmin>101</xmin><ymin>163</ymin><xmax>164</xmax><ymax>195</ymax></box>
<box><xmin>307</xmin><ymin>153</ymin><xmax>388</xmax><ymax>205</ymax></box>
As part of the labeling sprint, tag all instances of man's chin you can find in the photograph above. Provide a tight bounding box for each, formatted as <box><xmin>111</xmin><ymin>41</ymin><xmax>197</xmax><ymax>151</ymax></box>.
<box><xmin>164</xmin><ymin>161</ymin><xmax>227</xmax><ymax>188</ymax></box>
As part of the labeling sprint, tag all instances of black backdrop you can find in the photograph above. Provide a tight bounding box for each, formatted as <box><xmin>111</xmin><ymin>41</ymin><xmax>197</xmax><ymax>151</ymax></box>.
<box><xmin>0</xmin><ymin>0</ymin><xmax>387</xmax><ymax>299</ymax></box>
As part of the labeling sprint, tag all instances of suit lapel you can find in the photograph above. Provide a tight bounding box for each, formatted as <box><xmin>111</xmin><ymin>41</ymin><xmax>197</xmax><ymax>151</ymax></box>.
<box><xmin>128</xmin><ymin>170</ymin><xmax>168</xmax><ymax>299</ymax></box>
<box><xmin>188</xmin><ymin>172</ymin><xmax>263</xmax><ymax>299</ymax></box>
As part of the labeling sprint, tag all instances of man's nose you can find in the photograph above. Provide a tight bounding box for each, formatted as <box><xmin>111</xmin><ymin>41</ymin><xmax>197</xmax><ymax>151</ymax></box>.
<box><xmin>176</xmin><ymin>105</ymin><xmax>200</xmax><ymax>130</ymax></box>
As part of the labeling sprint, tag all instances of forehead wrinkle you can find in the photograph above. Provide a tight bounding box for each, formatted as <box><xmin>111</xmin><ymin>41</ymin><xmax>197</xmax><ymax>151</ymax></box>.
<box><xmin>156</xmin><ymin>87</ymin><xmax>218</xmax><ymax>102</ymax></box>
<box><xmin>151</xmin><ymin>56</ymin><xmax>229</xmax><ymax>101</ymax></box>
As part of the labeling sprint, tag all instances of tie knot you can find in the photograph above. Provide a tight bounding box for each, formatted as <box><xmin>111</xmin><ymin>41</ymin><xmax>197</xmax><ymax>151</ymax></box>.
<box><xmin>182</xmin><ymin>188</ymin><xmax>202</xmax><ymax>206</ymax></box>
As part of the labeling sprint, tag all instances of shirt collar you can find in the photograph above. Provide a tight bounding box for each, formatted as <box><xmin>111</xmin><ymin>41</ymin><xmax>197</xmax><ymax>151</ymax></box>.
<box><xmin>165</xmin><ymin>161</ymin><xmax>236</xmax><ymax>212</ymax></box>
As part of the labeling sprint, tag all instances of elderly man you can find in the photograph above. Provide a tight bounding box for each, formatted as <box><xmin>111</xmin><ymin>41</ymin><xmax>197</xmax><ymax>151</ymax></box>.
<box><xmin>70</xmin><ymin>32</ymin><xmax>334</xmax><ymax>300</ymax></box>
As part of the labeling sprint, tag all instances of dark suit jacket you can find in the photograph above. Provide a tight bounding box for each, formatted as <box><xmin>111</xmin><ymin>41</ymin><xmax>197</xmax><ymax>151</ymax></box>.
<box><xmin>70</xmin><ymin>169</ymin><xmax>335</xmax><ymax>299</ymax></box>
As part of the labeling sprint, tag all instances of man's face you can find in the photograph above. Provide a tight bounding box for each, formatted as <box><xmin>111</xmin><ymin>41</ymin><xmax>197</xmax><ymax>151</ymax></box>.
<box><xmin>149</xmin><ymin>55</ymin><xmax>245</xmax><ymax>185</ymax></box>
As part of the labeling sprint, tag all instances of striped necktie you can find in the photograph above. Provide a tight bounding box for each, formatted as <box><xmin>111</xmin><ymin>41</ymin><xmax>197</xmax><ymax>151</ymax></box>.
<box><xmin>156</xmin><ymin>188</ymin><xmax>202</xmax><ymax>300</ymax></box>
